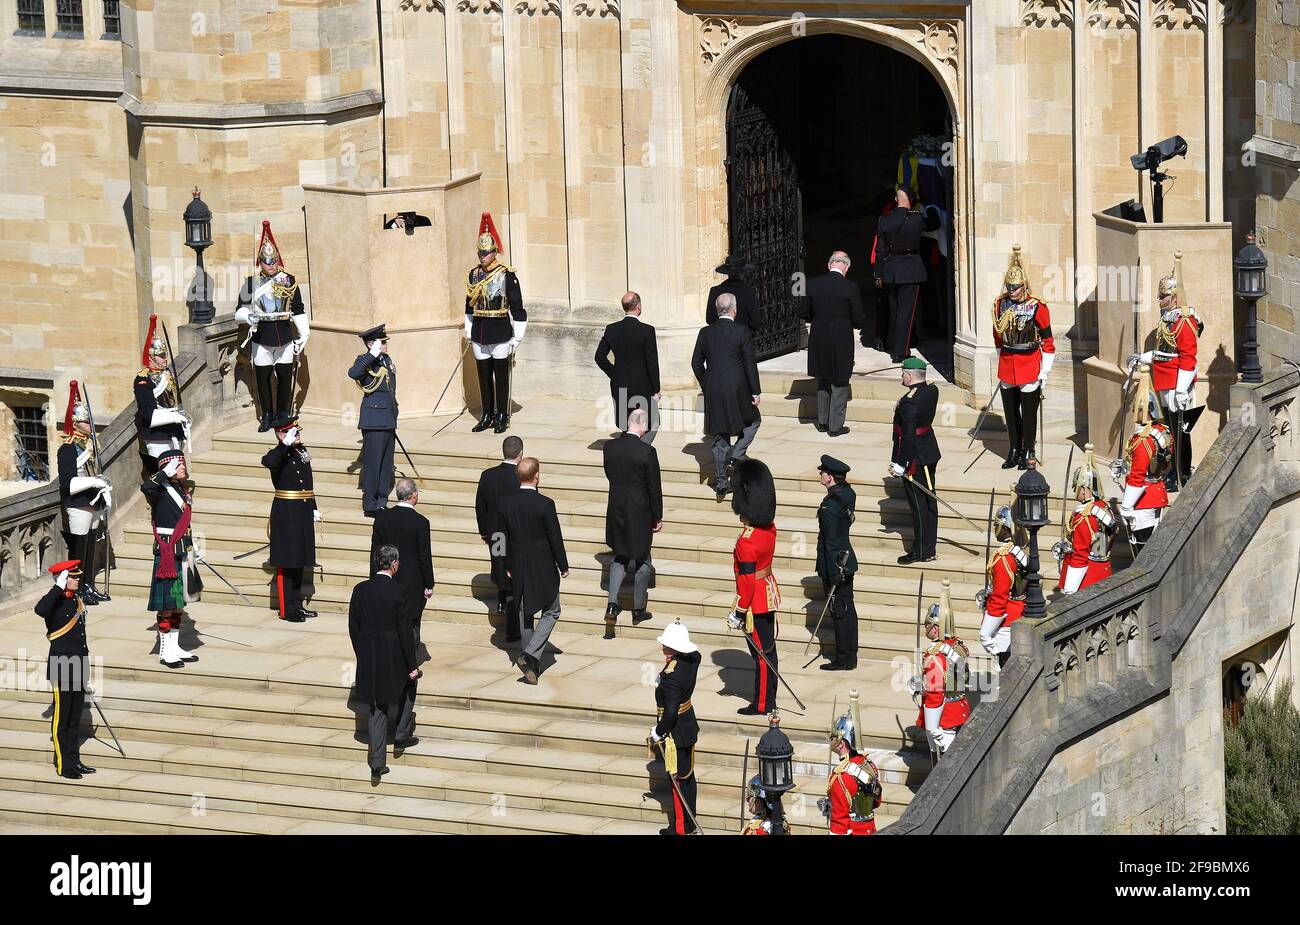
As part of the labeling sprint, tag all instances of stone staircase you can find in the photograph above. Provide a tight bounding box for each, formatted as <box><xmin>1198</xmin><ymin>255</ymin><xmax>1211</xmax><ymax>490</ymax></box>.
<box><xmin>0</xmin><ymin>366</ymin><xmax>1072</xmax><ymax>835</ymax></box>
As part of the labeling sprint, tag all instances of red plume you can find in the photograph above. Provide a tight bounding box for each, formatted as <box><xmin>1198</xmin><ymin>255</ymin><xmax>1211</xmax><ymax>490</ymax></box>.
<box><xmin>478</xmin><ymin>211</ymin><xmax>503</xmax><ymax>256</ymax></box>
<box><xmin>141</xmin><ymin>314</ymin><xmax>158</xmax><ymax>367</ymax></box>
<box><xmin>63</xmin><ymin>381</ymin><xmax>79</xmax><ymax>437</ymax></box>
<box><xmin>257</xmin><ymin>220</ymin><xmax>284</xmax><ymax>273</ymax></box>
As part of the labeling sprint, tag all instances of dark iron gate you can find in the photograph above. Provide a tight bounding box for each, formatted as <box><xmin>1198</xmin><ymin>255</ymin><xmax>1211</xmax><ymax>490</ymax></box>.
<box><xmin>725</xmin><ymin>81</ymin><xmax>804</xmax><ymax>360</ymax></box>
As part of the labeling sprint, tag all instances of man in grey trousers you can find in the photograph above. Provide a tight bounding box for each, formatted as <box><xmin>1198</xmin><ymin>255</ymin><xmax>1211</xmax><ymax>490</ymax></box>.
<box><xmin>497</xmin><ymin>457</ymin><xmax>569</xmax><ymax>685</ymax></box>
<box><xmin>601</xmin><ymin>408</ymin><xmax>663</xmax><ymax>638</ymax></box>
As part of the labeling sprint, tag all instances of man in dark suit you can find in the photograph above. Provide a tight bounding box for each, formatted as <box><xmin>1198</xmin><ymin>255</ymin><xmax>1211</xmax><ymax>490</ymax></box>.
<box><xmin>873</xmin><ymin>189</ymin><xmax>934</xmax><ymax>362</ymax></box>
<box><xmin>370</xmin><ymin>478</ymin><xmax>435</xmax><ymax>653</ymax></box>
<box><xmin>602</xmin><ymin>408</ymin><xmax>663</xmax><ymax>639</ymax></box>
<box><xmin>347</xmin><ymin>323</ymin><xmax>398</xmax><ymax>516</ymax></box>
<box><xmin>706</xmin><ymin>254</ymin><xmax>759</xmax><ymax>331</ymax></box>
<box><xmin>348</xmin><ymin>545</ymin><xmax>419</xmax><ymax>782</ymax></box>
<box><xmin>476</xmin><ymin>435</ymin><xmax>524</xmax><ymax>640</ymax></box>
<box><xmin>691</xmin><ymin>293</ymin><xmax>762</xmax><ymax>499</ymax></box>
<box><xmin>889</xmin><ymin>358</ymin><xmax>942</xmax><ymax>563</ymax></box>
<box><xmin>800</xmin><ymin>251</ymin><xmax>866</xmax><ymax>436</ymax></box>
<box><xmin>594</xmin><ymin>291</ymin><xmax>661</xmax><ymax>443</ymax></box>
<box><xmin>498</xmin><ymin>457</ymin><xmax>569</xmax><ymax>685</ymax></box>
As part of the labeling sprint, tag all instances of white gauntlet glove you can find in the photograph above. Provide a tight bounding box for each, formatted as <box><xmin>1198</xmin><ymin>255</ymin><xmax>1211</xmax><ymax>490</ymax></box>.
<box><xmin>313</xmin><ymin>510</ymin><xmax>322</xmax><ymax>524</ymax></box>
<box><xmin>464</xmin><ymin>317</ymin><xmax>474</xmax><ymax>340</ymax></box>
<box><xmin>889</xmin><ymin>462</ymin><xmax>905</xmax><ymax>477</ymax></box>
<box><xmin>151</xmin><ymin>407</ymin><xmax>188</xmax><ymax>427</ymax></box>
<box><xmin>368</xmin><ymin>339</ymin><xmax>382</xmax><ymax>358</ymax></box>
<box><xmin>281</xmin><ymin>426</ymin><xmax>299</xmax><ymax>447</ymax></box>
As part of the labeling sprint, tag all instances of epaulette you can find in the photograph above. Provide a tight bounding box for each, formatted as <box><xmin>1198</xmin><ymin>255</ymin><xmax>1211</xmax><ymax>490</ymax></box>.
<box><xmin>740</xmin><ymin>526</ymin><xmax>754</xmax><ymax>539</ymax></box>
<box><xmin>137</xmin><ymin>368</ymin><xmax>152</xmax><ymax>379</ymax></box>
<box><xmin>663</xmin><ymin>659</ymin><xmax>676</xmax><ymax>674</ymax></box>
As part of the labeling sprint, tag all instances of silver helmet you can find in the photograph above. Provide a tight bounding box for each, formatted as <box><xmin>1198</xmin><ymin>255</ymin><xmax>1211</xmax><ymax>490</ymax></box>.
<box><xmin>992</xmin><ymin>505</ymin><xmax>1015</xmax><ymax>542</ymax></box>
<box><xmin>747</xmin><ymin>775</ymin><xmax>776</xmax><ymax>812</ymax></box>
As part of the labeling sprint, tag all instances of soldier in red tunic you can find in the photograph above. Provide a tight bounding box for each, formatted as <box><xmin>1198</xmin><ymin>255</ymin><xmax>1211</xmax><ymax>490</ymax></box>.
<box><xmin>912</xmin><ymin>580</ymin><xmax>971</xmax><ymax>760</ymax></box>
<box><xmin>1054</xmin><ymin>444</ymin><xmax>1116</xmax><ymax>594</ymax></box>
<box><xmin>1115</xmin><ymin>364</ymin><xmax>1172</xmax><ymax>554</ymax></box>
<box><xmin>726</xmin><ymin>458</ymin><xmax>781</xmax><ymax>716</ymax></box>
<box><xmin>992</xmin><ymin>245</ymin><xmax>1055</xmax><ymax>470</ymax></box>
<box><xmin>820</xmin><ymin>691</ymin><xmax>882</xmax><ymax>835</ymax></box>
<box><xmin>1127</xmin><ymin>254</ymin><xmax>1202</xmax><ymax>491</ymax></box>
<box><xmin>740</xmin><ymin>776</ymin><xmax>792</xmax><ymax>835</ymax></box>
<box><xmin>977</xmin><ymin>504</ymin><xmax>1026</xmax><ymax>666</ymax></box>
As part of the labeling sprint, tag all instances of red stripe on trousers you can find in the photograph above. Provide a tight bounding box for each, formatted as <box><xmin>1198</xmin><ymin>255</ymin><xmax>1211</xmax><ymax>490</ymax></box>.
<box><xmin>751</xmin><ymin>628</ymin><xmax>768</xmax><ymax>713</ymax></box>
<box><xmin>277</xmin><ymin>568</ymin><xmax>285</xmax><ymax>617</ymax></box>
<box><xmin>672</xmin><ymin>782</ymin><xmax>685</xmax><ymax>835</ymax></box>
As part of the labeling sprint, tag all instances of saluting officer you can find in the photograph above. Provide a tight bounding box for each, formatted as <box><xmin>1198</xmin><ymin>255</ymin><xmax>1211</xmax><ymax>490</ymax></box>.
<box><xmin>348</xmin><ymin>324</ymin><xmax>399</xmax><ymax>517</ymax></box>
<box><xmin>37</xmin><ymin>560</ymin><xmax>95</xmax><ymax>780</ymax></box>
<box><xmin>141</xmin><ymin>449</ymin><xmax>201</xmax><ymax>669</ymax></box>
<box><xmin>890</xmin><ymin>357</ymin><xmax>941</xmax><ymax>564</ymax></box>
<box><xmin>648</xmin><ymin>620</ymin><xmax>702</xmax><ymax>836</ymax></box>
<box><xmin>262</xmin><ymin>414</ymin><xmax>319</xmax><ymax>623</ymax></box>
<box><xmin>815</xmin><ymin>455</ymin><xmax>858</xmax><ymax>671</ymax></box>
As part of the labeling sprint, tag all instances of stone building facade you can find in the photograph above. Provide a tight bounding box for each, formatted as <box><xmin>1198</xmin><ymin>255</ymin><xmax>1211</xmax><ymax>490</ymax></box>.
<box><xmin>0</xmin><ymin>0</ymin><xmax>1275</xmax><ymax>464</ymax></box>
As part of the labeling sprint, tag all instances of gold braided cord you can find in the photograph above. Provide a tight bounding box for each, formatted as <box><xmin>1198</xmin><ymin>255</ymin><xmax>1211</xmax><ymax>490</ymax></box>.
<box><xmin>271</xmin><ymin>281</ymin><xmax>298</xmax><ymax>302</ymax></box>
<box><xmin>465</xmin><ymin>261</ymin><xmax>514</xmax><ymax>311</ymax></box>
<box><xmin>986</xmin><ymin>540</ymin><xmax>1014</xmax><ymax>576</ymax></box>
<box><xmin>357</xmin><ymin>364</ymin><xmax>389</xmax><ymax>395</ymax></box>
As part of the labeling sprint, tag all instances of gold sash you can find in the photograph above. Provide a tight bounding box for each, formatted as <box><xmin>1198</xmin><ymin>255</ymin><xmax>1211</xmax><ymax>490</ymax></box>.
<box><xmin>274</xmin><ymin>489</ymin><xmax>315</xmax><ymax>500</ymax></box>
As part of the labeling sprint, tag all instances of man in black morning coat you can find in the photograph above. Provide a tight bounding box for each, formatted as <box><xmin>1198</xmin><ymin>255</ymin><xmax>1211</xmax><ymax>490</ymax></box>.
<box><xmin>889</xmin><ymin>358</ymin><xmax>943</xmax><ymax>564</ymax></box>
<box><xmin>476</xmin><ymin>436</ymin><xmax>524</xmax><ymax>640</ymax></box>
<box><xmin>370</xmin><ymin>478</ymin><xmax>435</xmax><ymax>652</ymax></box>
<box><xmin>348</xmin><ymin>544</ymin><xmax>419</xmax><ymax>781</ymax></box>
<box><xmin>594</xmin><ymin>291</ymin><xmax>661</xmax><ymax>443</ymax></box>
<box><xmin>348</xmin><ymin>324</ymin><xmax>399</xmax><ymax>517</ymax></box>
<box><xmin>601</xmin><ymin>408</ymin><xmax>663</xmax><ymax>639</ymax></box>
<box><xmin>873</xmin><ymin>189</ymin><xmax>936</xmax><ymax>363</ymax></box>
<box><xmin>691</xmin><ymin>292</ymin><xmax>762</xmax><ymax>499</ymax></box>
<box><xmin>498</xmin><ymin>457</ymin><xmax>569</xmax><ymax>685</ymax></box>
<box><xmin>705</xmin><ymin>254</ymin><xmax>759</xmax><ymax>331</ymax></box>
<box><xmin>800</xmin><ymin>250</ymin><xmax>866</xmax><ymax>436</ymax></box>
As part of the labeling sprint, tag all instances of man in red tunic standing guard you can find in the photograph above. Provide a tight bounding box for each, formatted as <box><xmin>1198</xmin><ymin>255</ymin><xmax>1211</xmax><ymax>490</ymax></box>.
<box><xmin>913</xmin><ymin>580</ymin><xmax>970</xmax><ymax>762</ymax></box>
<box><xmin>992</xmin><ymin>245</ymin><xmax>1055</xmax><ymax>470</ymax></box>
<box><xmin>977</xmin><ymin>504</ymin><xmax>1026</xmax><ymax>667</ymax></box>
<box><xmin>1054</xmin><ymin>445</ymin><xmax>1117</xmax><ymax>594</ymax></box>
<box><xmin>725</xmin><ymin>458</ymin><xmax>781</xmax><ymax>716</ymax></box>
<box><xmin>1115</xmin><ymin>363</ymin><xmax>1172</xmax><ymax>554</ymax></box>
<box><xmin>820</xmin><ymin>690</ymin><xmax>882</xmax><ymax>835</ymax></box>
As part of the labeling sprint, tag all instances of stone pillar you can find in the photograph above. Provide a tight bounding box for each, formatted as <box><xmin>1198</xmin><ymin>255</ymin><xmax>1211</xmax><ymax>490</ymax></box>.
<box><xmin>301</xmin><ymin>175</ymin><xmax>482</xmax><ymax>418</ymax></box>
<box><xmin>1081</xmin><ymin>212</ymin><xmax>1234</xmax><ymax>461</ymax></box>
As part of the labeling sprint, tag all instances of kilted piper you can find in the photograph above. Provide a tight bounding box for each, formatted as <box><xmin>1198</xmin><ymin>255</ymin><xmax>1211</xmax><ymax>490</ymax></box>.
<box><xmin>261</xmin><ymin>414</ymin><xmax>319</xmax><ymax>623</ymax></box>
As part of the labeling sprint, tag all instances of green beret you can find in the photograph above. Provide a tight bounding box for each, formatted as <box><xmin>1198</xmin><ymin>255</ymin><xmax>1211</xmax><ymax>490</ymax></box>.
<box><xmin>902</xmin><ymin>357</ymin><xmax>928</xmax><ymax>371</ymax></box>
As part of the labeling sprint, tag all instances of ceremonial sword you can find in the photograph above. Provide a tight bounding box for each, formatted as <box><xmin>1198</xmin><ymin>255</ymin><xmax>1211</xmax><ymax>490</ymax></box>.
<box><xmin>740</xmin><ymin>738</ymin><xmax>750</xmax><ymax>829</ymax></box>
<box><xmin>804</xmin><ymin>550</ymin><xmax>850</xmax><ymax>659</ymax></box>
<box><xmin>726</xmin><ymin>619</ymin><xmax>806</xmax><ymax>713</ymax></box>
<box><xmin>81</xmin><ymin>382</ymin><xmax>113</xmax><ymax>598</ymax></box>
<box><xmin>648</xmin><ymin>738</ymin><xmax>704</xmax><ymax>835</ymax></box>
<box><xmin>90</xmin><ymin>697</ymin><xmax>125</xmax><ymax>756</ymax></box>
<box><xmin>967</xmin><ymin>385</ymin><xmax>1000</xmax><ymax>449</ymax></box>
<box><xmin>393</xmin><ymin>431</ymin><xmax>424</xmax><ymax>485</ymax></box>
<box><xmin>897</xmin><ymin>473</ymin><xmax>984</xmax><ymax>534</ymax></box>
<box><xmin>195</xmin><ymin>556</ymin><xmax>253</xmax><ymax>605</ymax></box>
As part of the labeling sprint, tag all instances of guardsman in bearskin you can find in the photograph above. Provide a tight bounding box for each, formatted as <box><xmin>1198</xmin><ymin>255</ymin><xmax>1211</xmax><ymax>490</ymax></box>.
<box><xmin>141</xmin><ymin>449</ymin><xmax>201</xmax><ymax>668</ymax></box>
<box><xmin>1127</xmin><ymin>253</ymin><xmax>1202</xmax><ymax>491</ymax></box>
<box><xmin>741</xmin><ymin>775</ymin><xmax>792</xmax><ymax>835</ymax></box>
<box><xmin>890</xmin><ymin>357</ymin><xmax>941</xmax><ymax>564</ymax></box>
<box><xmin>1114</xmin><ymin>364</ymin><xmax>1172</xmax><ymax>554</ymax></box>
<box><xmin>992</xmin><ymin>245</ymin><xmax>1055</xmax><ymax>470</ymax></box>
<box><xmin>57</xmin><ymin>382</ymin><xmax>112</xmax><ymax>605</ymax></box>
<box><xmin>912</xmin><ymin>580</ymin><xmax>971</xmax><ymax>760</ymax></box>
<box><xmin>134</xmin><ymin>314</ymin><xmax>190</xmax><ymax>472</ymax></box>
<box><xmin>262</xmin><ymin>415</ymin><xmax>319</xmax><ymax>623</ymax></box>
<box><xmin>726</xmin><ymin>458</ymin><xmax>781</xmax><ymax>716</ymax></box>
<box><xmin>819</xmin><ymin>691</ymin><xmax>882</xmax><ymax>835</ymax></box>
<box><xmin>36</xmin><ymin>560</ymin><xmax>95</xmax><ymax>780</ymax></box>
<box><xmin>1053</xmin><ymin>444</ymin><xmax>1117</xmax><ymax>595</ymax></box>
<box><xmin>465</xmin><ymin>212</ymin><xmax>527</xmax><ymax>434</ymax></box>
<box><xmin>976</xmin><ymin>504</ymin><xmax>1026</xmax><ymax>666</ymax></box>
<box><xmin>235</xmin><ymin>220</ymin><xmax>310</xmax><ymax>432</ymax></box>
<box><xmin>815</xmin><ymin>454</ymin><xmax>858</xmax><ymax>670</ymax></box>
<box><xmin>349</xmin><ymin>324</ymin><xmax>399</xmax><ymax>517</ymax></box>
<box><xmin>648</xmin><ymin>620</ymin><xmax>702</xmax><ymax>836</ymax></box>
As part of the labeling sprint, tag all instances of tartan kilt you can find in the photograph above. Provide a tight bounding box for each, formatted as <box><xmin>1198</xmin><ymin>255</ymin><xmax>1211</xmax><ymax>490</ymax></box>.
<box><xmin>148</xmin><ymin>562</ymin><xmax>186</xmax><ymax>611</ymax></box>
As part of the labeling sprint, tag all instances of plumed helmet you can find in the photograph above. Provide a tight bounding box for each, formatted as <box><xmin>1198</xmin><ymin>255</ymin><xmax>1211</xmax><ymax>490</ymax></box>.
<box><xmin>829</xmin><ymin>707</ymin><xmax>857</xmax><ymax>752</ymax></box>
<box><xmin>747</xmin><ymin>775</ymin><xmax>777</xmax><ymax>812</ymax></box>
<box><xmin>63</xmin><ymin>381</ymin><xmax>89</xmax><ymax>436</ymax></box>
<box><xmin>731</xmin><ymin>457</ymin><xmax>776</xmax><ymax>527</ymax></box>
<box><xmin>1003</xmin><ymin>244</ymin><xmax>1031</xmax><ymax>296</ymax></box>
<box><xmin>257</xmin><ymin>220</ymin><xmax>284</xmax><ymax>275</ymax></box>
<box><xmin>1070</xmin><ymin>443</ymin><xmax>1103</xmax><ymax>497</ymax></box>
<box><xmin>141</xmin><ymin>314</ymin><xmax>167</xmax><ymax>366</ymax></box>
<box><xmin>924</xmin><ymin>579</ymin><xmax>956</xmax><ymax>637</ymax></box>
<box><xmin>477</xmin><ymin>211</ymin><xmax>503</xmax><ymax>256</ymax></box>
<box><xmin>992</xmin><ymin>504</ymin><xmax>1015</xmax><ymax>542</ymax></box>
<box><xmin>1133</xmin><ymin>363</ymin><xmax>1164</xmax><ymax>426</ymax></box>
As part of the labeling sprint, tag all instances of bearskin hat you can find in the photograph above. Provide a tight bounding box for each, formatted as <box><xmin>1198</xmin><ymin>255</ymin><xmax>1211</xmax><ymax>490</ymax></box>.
<box><xmin>731</xmin><ymin>457</ymin><xmax>776</xmax><ymax>527</ymax></box>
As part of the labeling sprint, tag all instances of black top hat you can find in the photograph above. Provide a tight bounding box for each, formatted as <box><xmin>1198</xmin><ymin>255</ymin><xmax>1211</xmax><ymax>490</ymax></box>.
<box><xmin>359</xmin><ymin>324</ymin><xmax>387</xmax><ymax>344</ymax></box>
<box><xmin>715</xmin><ymin>254</ymin><xmax>754</xmax><ymax>276</ymax></box>
<box><xmin>818</xmin><ymin>455</ymin><xmax>850</xmax><ymax>477</ymax></box>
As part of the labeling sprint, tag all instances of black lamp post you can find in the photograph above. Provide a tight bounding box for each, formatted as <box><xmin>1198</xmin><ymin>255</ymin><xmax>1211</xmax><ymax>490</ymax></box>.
<box><xmin>1233</xmin><ymin>232</ymin><xmax>1268</xmax><ymax>385</ymax></box>
<box><xmin>1014</xmin><ymin>459</ymin><xmax>1051</xmax><ymax>620</ymax></box>
<box><xmin>183</xmin><ymin>187</ymin><xmax>215</xmax><ymax>325</ymax></box>
<box><xmin>756</xmin><ymin>713</ymin><xmax>794</xmax><ymax>835</ymax></box>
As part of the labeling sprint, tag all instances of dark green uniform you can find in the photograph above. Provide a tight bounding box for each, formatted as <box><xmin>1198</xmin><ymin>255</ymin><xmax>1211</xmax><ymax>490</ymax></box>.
<box><xmin>816</xmin><ymin>469</ymin><xmax>858</xmax><ymax>668</ymax></box>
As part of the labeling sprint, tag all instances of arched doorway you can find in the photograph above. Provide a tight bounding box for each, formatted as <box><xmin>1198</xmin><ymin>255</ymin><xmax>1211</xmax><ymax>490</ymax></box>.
<box><xmin>725</xmin><ymin>33</ymin><xmax>956</xmax><ymax>371</ymax></box>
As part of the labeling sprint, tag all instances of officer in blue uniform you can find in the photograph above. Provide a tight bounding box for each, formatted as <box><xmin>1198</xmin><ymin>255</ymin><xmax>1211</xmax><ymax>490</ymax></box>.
<box><xmin>348</xmin><ymin>324</ymin><xmax>399</xmax><ymax>517</ymax></box>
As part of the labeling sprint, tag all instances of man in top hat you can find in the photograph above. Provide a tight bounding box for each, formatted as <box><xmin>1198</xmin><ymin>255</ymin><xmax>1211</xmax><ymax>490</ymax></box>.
<box><xmin>977</xmin><ymin>505</ymin><xmax>1027</xmax><ymax>666</ymax></box>
<box><xmin>140</xmin><ymin>449</ymin><xmax>201</xmax><ymax>669</ymax></box>
<box><xmin>133</xmin><ymin>314</ymin><xmax>190</xmax><ymax>473</ymax></box>
<box><xmin>236</xmin><ymin>220</ymin><xmax>309</xmax><ymax>431</ymax></box>
<box><xmin>465</xmin><ymin>212</ymin><xmax>527</xmax><ymax>434</ymax></box>
<box><xmin>890</xmin><ymin>357</ymin><xmax>941</xmax><ymax>564</ymax></box>
<box><xmin>261</xmin><ymin>414</ymin><xmax>319</xmax><ymax>623</ymax></box>
<box><xmin>1116</xmin><ymin>364</ymin><xmax>1172</xmax><ymax>553</ymax></box>
<box><xmin>1054</xmin><ymin>444</ymin><xmax>1117</xmax><ymax>595</ymax></box>
<box><xmin>692</xmin><ymin>292</ymin><xmax>763</xmax><ymax>499</ymax></box>
<box><xmin>873</xmin><ymin>187</ymin><xmax>931</xmax><ymax>363</ymax></box>
<box><xmin>594</xmin><ymin>291</ymin><xmax>662</xmax><ymax>443</ymax></box>
<box><xmin>815</xmin><ymin>455</ymin><xmax>858</xmax><ymax>670</ymax></box>
<box><xmin>36</xmin><ymin>559</ymin><xmax>95</xmax><ymax>780</ymax></box>
<box><xmin>706</xmin><ymin>254</ymin><xmax>758</xmax><ymax>330</ymax></box>
<box><xmin>602</xmin><ymin>408</ymin><xmax>663</xmax><ymax>639</ymax></box>
<box><xmin>820</xmin><ymin>695</ymin><xmax>882</xmax><ymax>835</ymax></box>
<box><xmin>348</xmin><ymin>324</ymin><xmax>399</xmax><ymax>517</ymax></box>
<box><xmin>992</xmin><ymin>245</ymin><xmax>1055</xmax><ymax>470</ymax></box>
<box><xmin>57</xmin><ymin>382</ymin><xmax>112</xmax><ymax>605</ymax></box>
<box><xmin>800</xmin><ymin>251</ymin><xmax>866</xmax><ymax>436</ymax></box>
<box><xmin>1127</xmin><ymin>256</ymin><xmax>1203</xmax><ymax>491</ymax></box>
<box><xmin>648</xmin><ymin>619</ymin><xmax>702</xmax><ymax>835</ymax></box>
<box><xmin>726</xmin><ymin>458</ymin><xmax>781</xmax><ymax>715</ymax></box>
<box><xmin>913</xmin><ymin>581</ymin><xmax>971</xmax><ymax>760</ymax></box>
<box><xmin>476</xmin><ymin>436</ymin><xmax>524</xmax><ymax>640</ymax></box>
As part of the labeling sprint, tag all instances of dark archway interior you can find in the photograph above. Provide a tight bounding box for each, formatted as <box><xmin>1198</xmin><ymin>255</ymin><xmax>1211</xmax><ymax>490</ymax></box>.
<box><xmin>729</xmin><ymin>33</ymin><xmax>955</xmax><ymax>371</ymax></box>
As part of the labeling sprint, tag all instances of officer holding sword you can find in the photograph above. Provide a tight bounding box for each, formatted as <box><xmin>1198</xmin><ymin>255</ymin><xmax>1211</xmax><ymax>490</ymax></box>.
<box><xmin>814</xmin><ymin>455</ymin><xmax>858</xmax><ymax>670</ymax></box>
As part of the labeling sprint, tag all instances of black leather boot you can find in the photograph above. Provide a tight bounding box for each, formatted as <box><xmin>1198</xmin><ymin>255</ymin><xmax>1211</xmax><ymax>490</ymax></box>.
<box><xmin>493</xmin><ymin>413</ymin><xmax>509</xmax><ymax>434</ymax></box>
<box><xmin>1001</xmin><ymin>448</ymin><xmax>1022</xmax><ymax>470</ymax></box>
<box><xmin>472</xmin><ymin>412</ymin><xmax>495</xmax><ymax>433</ymax></box>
